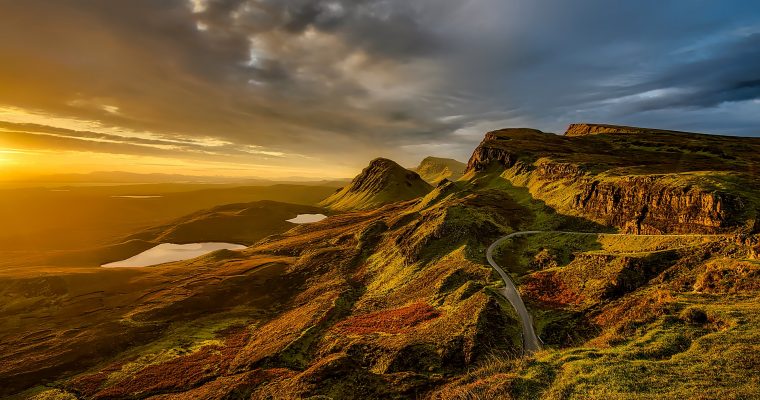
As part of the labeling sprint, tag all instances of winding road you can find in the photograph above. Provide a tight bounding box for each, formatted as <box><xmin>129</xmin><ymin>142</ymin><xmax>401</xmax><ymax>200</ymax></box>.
<box><xmin>486</xmin><ymin>230</ymin><xmax>727</xmax><ymax>355</ymax></box>
<box><xmin>486</xmin><ymin>231</ymin><xmax>544</xmax><ymax>354</ymax></box>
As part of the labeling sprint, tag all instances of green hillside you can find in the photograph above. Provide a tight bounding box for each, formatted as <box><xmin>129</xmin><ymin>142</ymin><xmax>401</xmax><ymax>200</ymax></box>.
<box><xmin>414</xmin><ymin>156</ymin><xmax>467</xmax><ymax>184</ymax></box>
<box><xmin>320</xmin><ymin>158</ymin><xmax>432</xmax><ymax>211</ymax></box>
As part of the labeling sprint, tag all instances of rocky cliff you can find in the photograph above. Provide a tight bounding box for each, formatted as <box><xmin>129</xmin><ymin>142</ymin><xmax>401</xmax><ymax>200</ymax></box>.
<box><xmin>465</xmin><ymin>124</ymin><xmax>760</xmax><ymax>233</ymax></box>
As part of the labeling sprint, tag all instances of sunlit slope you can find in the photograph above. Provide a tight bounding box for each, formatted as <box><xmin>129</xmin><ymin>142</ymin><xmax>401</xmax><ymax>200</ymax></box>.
<box><xmin>413</xmin><ymin>156</ymin><xmax>466</xmax><ymax>184</ymax></box>
<box><xmin>434</xmin><ymin>231</ymin><xmax>759</xmax><ymax>399</ymax></box>
<box><xmin>320</xmin><ymin>158</ymin><xmax>432</xmax><ymax>211</ymax></box>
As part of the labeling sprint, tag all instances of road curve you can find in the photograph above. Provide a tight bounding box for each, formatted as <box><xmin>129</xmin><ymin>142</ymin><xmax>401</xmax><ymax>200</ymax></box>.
<box><xmin>486</xmin><ymin>230</ymin><xmax>727</xmax><ymax>354</ymax></box>
<box><xmin>486</xmin><ymin>231</ymin><xmax>544</xmax><ymax>354</ymax></box>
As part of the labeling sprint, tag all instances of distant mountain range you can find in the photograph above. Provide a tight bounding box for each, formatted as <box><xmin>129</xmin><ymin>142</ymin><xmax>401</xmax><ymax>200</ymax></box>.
<box><xmin>0</xmin><ymin>170</ymin><xmax>351</xmax><ymax>186</ymax></box>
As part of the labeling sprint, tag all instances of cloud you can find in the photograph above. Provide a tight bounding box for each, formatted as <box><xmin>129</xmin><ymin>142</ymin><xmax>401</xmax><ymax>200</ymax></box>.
<box><xmin>0</xmin><ymin>0</ymin><xmax>759</xmax><ymax>173</ymax></box>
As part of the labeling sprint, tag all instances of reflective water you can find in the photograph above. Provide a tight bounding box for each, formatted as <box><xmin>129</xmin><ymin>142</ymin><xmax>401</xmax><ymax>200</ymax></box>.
<box><xmin>102</xmin><ymin>242</ymin><xmax>246</xmax><ymax>267</ymax></box>
<box><xmin>286</xmin><ymin>213</ymin><xmax>327</xmax><ymax>224</ymax></box>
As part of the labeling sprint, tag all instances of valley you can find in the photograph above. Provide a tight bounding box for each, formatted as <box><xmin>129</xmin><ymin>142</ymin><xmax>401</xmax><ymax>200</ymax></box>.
<box><xmin>2</xmin><ymin>124</ymin><xmax>759</xmax><ymax>399</ymax></box>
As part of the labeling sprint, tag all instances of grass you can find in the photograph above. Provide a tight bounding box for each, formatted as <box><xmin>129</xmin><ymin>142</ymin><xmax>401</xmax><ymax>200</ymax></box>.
<box><xmin>433</xmin><ymin>291</ymin><xmax>760</xmax><ymax>399</ymax></box>
<box><xmin>320</xmin><ymin>158</ymin><xmax>432</xmax><ymax>211</ymax></box>
<box><xmin>434</xmin><ymin>223</ymin><xmax>760</xmax><ymax>399</ymax></box>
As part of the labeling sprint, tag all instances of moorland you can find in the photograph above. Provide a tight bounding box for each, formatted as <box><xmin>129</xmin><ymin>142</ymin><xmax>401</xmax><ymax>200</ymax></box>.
<box><xmin>2</xmin><ymin>124</ymin><xmax>759</xmax><ymax>399</ymax></box>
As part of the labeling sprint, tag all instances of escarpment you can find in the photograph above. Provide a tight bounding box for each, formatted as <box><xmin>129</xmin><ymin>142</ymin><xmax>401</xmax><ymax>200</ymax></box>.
<box><xmin>465</xmin><ymin>124</ymin><xmax>760</xmax><ymax>234</ymax></box>
<box><xmin>571</xmin><ymin>176</ymin><xmax>745</xmax><ymax>234</ymax></box>
<box><xmin>465</xmin><ymin>128</ymin><xmax>549</xmax><ymax>172</ymax></box>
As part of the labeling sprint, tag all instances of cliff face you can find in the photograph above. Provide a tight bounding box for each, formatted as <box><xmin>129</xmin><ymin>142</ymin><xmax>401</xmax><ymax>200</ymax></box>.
<box><xmin>465</xmin><ymin>124</ymin><xmax>760</xmax><ymax>234</ymax></box>
<box><xmin>465</xmin><ymin>128</ymin><xmax>546</xmax><ymax>172</ymax></box>
<box><xmin>571</xmin><ymin>176</ymin><xmax>744</xmax><ymax>234</ymax></box>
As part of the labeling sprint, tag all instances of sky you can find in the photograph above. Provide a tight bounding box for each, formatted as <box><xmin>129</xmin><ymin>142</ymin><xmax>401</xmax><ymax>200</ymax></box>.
<box><xmin>1</xmin><ymin>0</ymin><xmax>759</xmax><ymax>180</ymax></box>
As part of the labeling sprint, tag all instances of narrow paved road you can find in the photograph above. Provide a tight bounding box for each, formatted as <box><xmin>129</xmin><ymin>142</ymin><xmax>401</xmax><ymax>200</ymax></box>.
<box><xmin>486</xmin><ymin>230</ymin><xmax>726</xmax><ymax>355</ymax></box>
<box><xmin>486</xmin><ymin>231</ymin><xmax>543</xmax><ymax>354</ymax></box>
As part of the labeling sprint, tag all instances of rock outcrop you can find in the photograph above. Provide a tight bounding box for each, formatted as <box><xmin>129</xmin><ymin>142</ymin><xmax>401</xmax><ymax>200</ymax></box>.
<box><xmin>465</xmin><ymin>124</ymin><xmax>760</xmax><ymax>234</ymax></box>
<box><xmin>571</xmin><ymin>176</ymin><xmax>745</xmax><ymax>234</ymax></box>
<box><xmin>465</xmin><ymin>128</ymin><xmax>547</xmax><ymax>172</ymax></box>
<box><xmin>564</xmin><ymin>123</ymin><xmax>676</xmax><ymax>137</ymax></box>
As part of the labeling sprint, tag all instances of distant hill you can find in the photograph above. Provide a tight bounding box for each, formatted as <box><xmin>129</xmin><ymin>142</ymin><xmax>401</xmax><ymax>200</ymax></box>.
<box><xmin>413</xmin><ymin>156</ymin><xmax>466</xmax><ymax>183</ymax></box>
<box><xmin>0</xmin><ymin>170</ymin><xmax>351</xmax><ymax>187</ymax></box>
<box><xmin>320</xmin><ymin>158</ymin><xmax>432</xmax><ymax>210</ymax></box>
<box><xmin>128</xmin><ymin>200</ymin><xmax>326</xmax><ymax>245</ymax></box>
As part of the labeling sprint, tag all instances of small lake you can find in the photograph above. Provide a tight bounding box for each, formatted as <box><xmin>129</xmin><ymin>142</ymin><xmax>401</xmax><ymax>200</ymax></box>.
<box><xmin>287</xmin><ymin>213</ymin><xmax>327</xmax><ymax>224</ymax></box>
<box><xmin>102</xmin><ymin>242</ymin><xmax>246</xmax><ymax>267</ymax></box>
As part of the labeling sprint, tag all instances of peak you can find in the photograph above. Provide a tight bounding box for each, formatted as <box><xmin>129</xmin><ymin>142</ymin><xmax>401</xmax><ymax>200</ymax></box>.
<box><xmin>415</xmin><ymin>156</ymin><xmax>466</xmax><ymax>184</ymax></box>
<box><xmin>369</xmin><ymin>157</ymin><xmax>400</xmax><ymax>166</ymax></box>
<box><xmin>420</xmin><ymin>156</ymin><xmax>455</xmax><ymax>163</ymax></box>
<box><xmin>320</xmin><ymin>157</ymin><xmax>432</xmax><ymax>210</ymax></box>
<box><xmin>364</xmin><ymin>157</ymin><xmax>409</xmax><ymax>174</ymax></box>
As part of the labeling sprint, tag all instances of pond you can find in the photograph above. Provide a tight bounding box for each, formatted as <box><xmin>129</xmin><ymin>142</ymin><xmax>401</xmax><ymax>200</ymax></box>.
<box><xmin>102</xmin><ymin>242</ymin><xmax>246</xmax><ymax>267</ymax></box>
<box><xmin>286</xmin><ymin>213</ymin><xmax>327</xmax><ymax>224</ymax></box>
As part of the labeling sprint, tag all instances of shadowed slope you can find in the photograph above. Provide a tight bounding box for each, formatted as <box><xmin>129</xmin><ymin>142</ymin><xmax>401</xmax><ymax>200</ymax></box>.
<box><xmin>128</xmin><ymin>200</ymin><xmax>326</xmax><ymax>245</ymax></box>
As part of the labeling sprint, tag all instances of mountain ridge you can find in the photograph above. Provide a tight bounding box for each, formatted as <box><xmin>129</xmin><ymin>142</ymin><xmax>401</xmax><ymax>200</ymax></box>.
<box><xmin>466</xmin><ymin>124</ymin><xmax>760</xmax><ymax>234</ymax></box>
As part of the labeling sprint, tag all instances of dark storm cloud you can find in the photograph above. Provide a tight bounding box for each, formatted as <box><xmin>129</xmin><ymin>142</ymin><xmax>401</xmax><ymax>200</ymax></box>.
<box><xmin>1</xmin><ymin>0</ymin><xmax>759</xmax><ymax>170</ymax></box>
<box><xmin>616</xmin><ymin>32</ymin><xmax>760</xmax><ymax>112</ymax></box>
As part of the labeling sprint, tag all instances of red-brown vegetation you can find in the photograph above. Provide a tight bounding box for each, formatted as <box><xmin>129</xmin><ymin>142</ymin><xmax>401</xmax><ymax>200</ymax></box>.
<box><xmin>693</xmin><ymin>259</ymin><xmax>760</xmax><ymax>293</ymax></box>
<box><xmin>590</xmin><ymin>289</ymin><xmax>675</xmax><ymax>346</ymax></box>
<box><xmin>333</xmin><ymin>302</ymin><xmax>440</xmax><ymax>335</ymax></box>
<box><xmin>521</xmin><ymin>271</ymin><xmax>584</xmax><ymax>307</ymax></box>
<box><xmin>68</xmin><ymin>361</ymin><xmax>126</xmax><ymax>397</ymax></box>
<box><xmin>93</xmin><ymin>346</ymin><xmax>223</xmax><ymax>398</ymax></box>
<box><xmin>146</xmin><ymin>368</ymin><xmax>295</xmax><ymax>400</ymax></box>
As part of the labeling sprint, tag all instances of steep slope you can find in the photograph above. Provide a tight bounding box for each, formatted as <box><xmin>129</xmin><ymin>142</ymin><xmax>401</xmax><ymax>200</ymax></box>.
<box><xmin>465</xmin><ymin>124</ymin><xmax>760</xmax><ymax>234</ymax></box>
<box><xmin>414</xmin><ymin>156</ymin><xmax>466</xmax><ymax>184</ymax></box>
<box><xmin>320</xmin><ymin>158</ymin><xmax>433</xmax><ymax>211</ymax></box>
